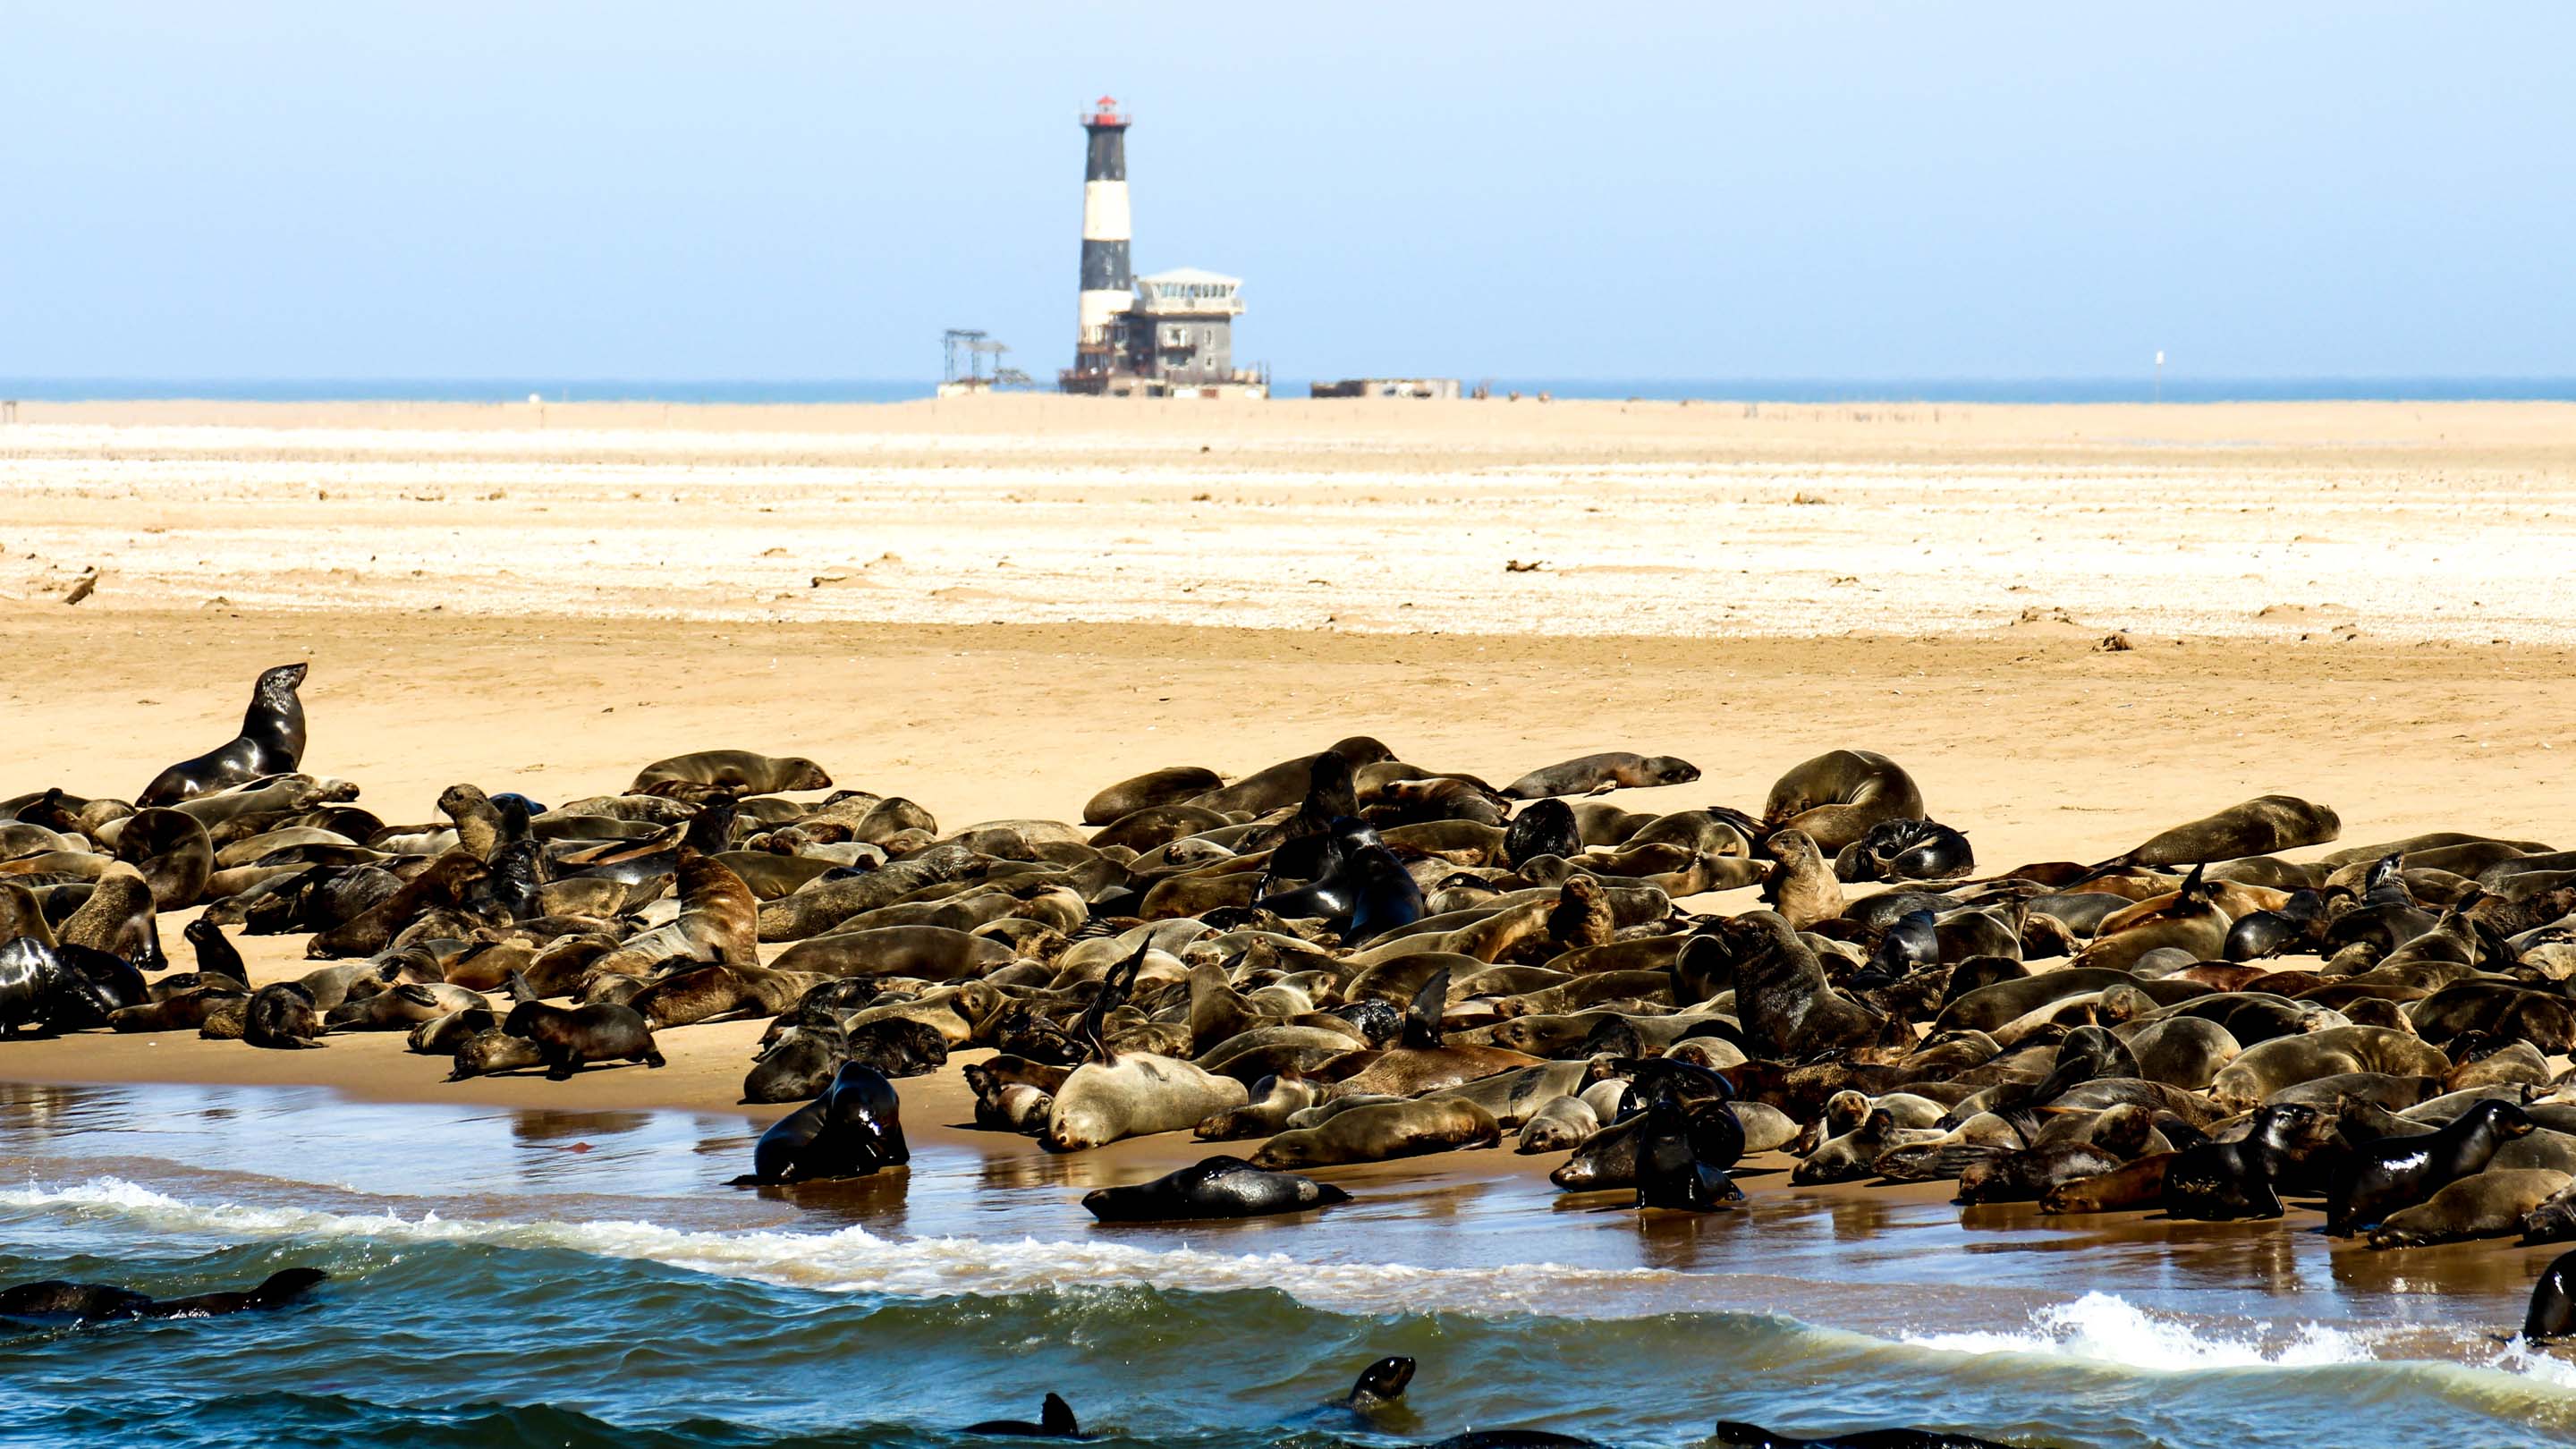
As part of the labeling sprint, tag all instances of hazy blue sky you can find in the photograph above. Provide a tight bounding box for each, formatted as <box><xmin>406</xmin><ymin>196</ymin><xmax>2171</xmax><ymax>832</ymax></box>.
<box><xmin>5</xmin><ymin>4</ymin><xmax>2571</xmax><ymax>382</ymax></box>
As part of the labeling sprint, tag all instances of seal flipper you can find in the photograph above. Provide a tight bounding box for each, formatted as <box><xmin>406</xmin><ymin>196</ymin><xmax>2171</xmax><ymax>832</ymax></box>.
<box><xmin>961</xmin><ymin>1392</ymin><xmax>1080</xmax><ymax>1438</ymax></box>
<box><xmin>1401</xmin><ymin>969</ymin><xmax>1450</xmax><ymax>1050</ymax></box>
<box><xmin>1072</xmin><ymin>943</ymin><xmax>1147</xmax><ymax>1065</ymax></box>
<box><xmin>2175</xmin><ymin>860</ymin><xmax>2211</xmax><ymax>911</ymax></box>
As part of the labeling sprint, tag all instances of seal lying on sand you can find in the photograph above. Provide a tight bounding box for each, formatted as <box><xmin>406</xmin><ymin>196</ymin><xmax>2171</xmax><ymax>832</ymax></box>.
<box><xmin>137</xmin><ymin>663</ymin><xmax>309</xmax><ymax>807</ymax></box>
<box><xmin>630</xmin><ymin>749</ymin><xmax>831</xmax><ymax>796</ymax></box>
<box><xmin>2328</xmin><ymin>1099</ymin><xmax>2534</xmax><ymax>1236</ymax></box>
<box><xmin>1504</xmin><ymin>751</ymin><xmax>1700</xmax><ymax>800</ymax></box>
<box><xmin>1760</xmin><ymin>750</ymin><xmax>1926</xmax><ymax>852</ymax></box>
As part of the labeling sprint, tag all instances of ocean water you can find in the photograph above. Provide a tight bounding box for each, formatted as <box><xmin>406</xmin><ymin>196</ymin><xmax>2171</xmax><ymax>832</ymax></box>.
<box><xmin>4</xmin><ymin>377</ymin><xmax>2574</xmax><ymax>405</ymax></box>
<box><xmin>2</xmin><ymin>1081</ymin><xmax>2573</xmax><ymax>1448</ymax></box>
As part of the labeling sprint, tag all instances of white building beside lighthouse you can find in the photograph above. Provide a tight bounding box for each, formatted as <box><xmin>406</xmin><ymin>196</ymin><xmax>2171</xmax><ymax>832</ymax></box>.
<box><xmin>1058</xmin><ymin>97</ymin><xmax>1267</xmax><ymax>398</ymax></box>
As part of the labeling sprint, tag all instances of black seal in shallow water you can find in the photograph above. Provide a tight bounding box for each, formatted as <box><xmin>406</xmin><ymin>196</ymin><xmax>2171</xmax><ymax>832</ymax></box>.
<box><xmin>735</xmin><ymin>1062</ymin><xmax>910</xmax><ymax>1184</ymax></box>
<box><xmin>0</xmin><ymin>1267</ymin><xmax>327</xmax><ymax>1325</ymax></box>
<box><xmin>2525</xmin><ymin>1248</ymin><xmax>2576</xmax><ymax>1340</ymax></box>
<box><xmin>1080</xmin><ymin>1153</ymin><xmax>1351</xmax><ymax>1223</ymax></box>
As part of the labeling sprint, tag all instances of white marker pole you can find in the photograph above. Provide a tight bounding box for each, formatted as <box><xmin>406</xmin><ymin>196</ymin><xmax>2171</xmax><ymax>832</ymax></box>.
<box><xmin>2154</xmin><ymin>350</ymin><xmax>2165</xmax><ymax>404</ymax></box>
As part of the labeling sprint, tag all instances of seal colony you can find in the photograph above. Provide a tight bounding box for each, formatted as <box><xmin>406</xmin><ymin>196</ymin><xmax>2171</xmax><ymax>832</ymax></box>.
<box><xmin>10</xmin><ymin>665</ymin><xmax>2576</xmax><ymax>1361</ymax></box>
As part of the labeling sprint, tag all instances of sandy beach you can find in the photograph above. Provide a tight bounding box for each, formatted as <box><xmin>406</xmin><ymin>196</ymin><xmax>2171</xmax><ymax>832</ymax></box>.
<box><xmin>6</xmin><ymin>401</ymin><xmax>2576</xmax><ymax>1449</ymax></box>
<box><xmin>6</xmin><ymin>397</ymin><xmax>2576</xmax><ymax>640</ymax></box>
<box><xmin>3</xmin><ymin>401</ymin><xmax>2572</xmax><ymax>1174</ymax></box>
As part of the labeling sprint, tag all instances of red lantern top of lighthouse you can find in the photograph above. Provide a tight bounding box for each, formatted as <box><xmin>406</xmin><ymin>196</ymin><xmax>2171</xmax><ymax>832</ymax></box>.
<box><xmin>1082</xmin><ymin>95</ymin><xmax>1129</xmax><ymax>129</ymax></box>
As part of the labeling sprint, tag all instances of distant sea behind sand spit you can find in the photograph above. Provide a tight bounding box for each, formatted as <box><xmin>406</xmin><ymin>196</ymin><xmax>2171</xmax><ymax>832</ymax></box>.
<box><xmin>5</xmin><ymin>377</ymin><xmax>2576</xmax><ymax>404</ymax></box>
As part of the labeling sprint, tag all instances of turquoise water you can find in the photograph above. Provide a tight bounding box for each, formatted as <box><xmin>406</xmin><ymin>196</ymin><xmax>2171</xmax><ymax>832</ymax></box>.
<box><xmin>2</xmin><ymin>1082</ymin><xmax>2573</xmax><ymax>1448</ymax></box>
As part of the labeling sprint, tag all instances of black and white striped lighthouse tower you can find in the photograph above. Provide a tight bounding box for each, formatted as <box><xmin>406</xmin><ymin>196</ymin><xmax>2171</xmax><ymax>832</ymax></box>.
<box><xmin>1071</xmin><ymin>95</ymin><xmax>1133</xmax><ymax>385</ymax></box>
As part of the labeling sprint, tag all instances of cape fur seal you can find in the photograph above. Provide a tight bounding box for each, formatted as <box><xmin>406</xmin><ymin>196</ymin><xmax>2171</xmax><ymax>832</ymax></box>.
<box><xmin>1712</xmin><ymin>1421</ymin><xmax>2024</xmax><ymax>1448</ymax></box>
<box><xmin>738</xmin><ymin>1062</ymin><xmax>911</xmax><ymax>1183</ymax></box>
<box><xmin>1761</xmin><ymin>750</ymin><xmax>1927</xmax><ymax>852</ymax></box>
<box><xmin>1046</xmin><ymin>1054</ymin><xmax>1249</xmax><ymax>1152</ymax></box>
<box><xmin>0</xmin><ymin>1267</ymin><xmax>327</xmax><ymax>1324</ymax></box>
<box><xmin>114</xmin><ymin>807</ymin><xmax>215</xmax><ymax>910</ymax></box>
<box><xmin>244</xmin><ymin>981</ymin><xmax>325</xmax><ymax>1049</ymax></box>
<box><xmin>1080</xmin><ymin>1154</ymin><xmax>1352</xmax><ymax>1222</ymax></box>
<box><xmin>2527</xmin><ymin>1249</ymin><xmax>2576</xmax><ymax>1340</ymax></box>
<box><xmin>2105</xmin><ymin>794</ymin><xmax>2341</xmax><ymax>869</ymax></box>
<box><xmin>2329</xmin><ymin>1098</ymin><xmax>2534</xmax><ymax>1235</ymax></box>
<box><xmin>1632</xmin><ymin>1078</ymin><xmax>1742</xmax><ymax>1211</ymax></box>
<box><xmin>961</xmin><ymin>1394</ymin><xmax>1080</xmax><ymax>1439</ymax></box>
<box><xmin>138</xmin><ymin>663</ymin><xmax>309</xmax><ymax>807</ymax></box>
<box><xmin>1082</xmin><ymin>766</ymin><xmax>1223</xmax><ymax>825</ymax></box>
<box><xmin>631</xmin><ymin>750</ymin><xmax>831</xmax><ymax>795</ymax></box>
<box><xmin>1503</xmin><ymin>751</ymin><xmax>1701</xmax><ymax>800</ymax></box>
<box><xmin>501</xmin><ymin>1000</ymin><xmax>664</xmax><ymax>1078</ymax></box>
<box><xmin>1251</xmin><ymin>1097</ymin><xmax>1500</xmax><ymax>1169</ymax></box>
<box><xmin>0</xmin><ymin>937</ymin><xmax>122</xmax><ymax>1036</ymax></box>
<box><xmin>2368</xmin><ymin>1168</ymin><xmax>2572</xmax><ymax>1250</ymax></box>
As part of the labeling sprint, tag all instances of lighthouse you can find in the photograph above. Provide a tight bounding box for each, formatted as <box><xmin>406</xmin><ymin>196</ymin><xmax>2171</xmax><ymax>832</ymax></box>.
<box><xmin>1070</xmin><ymin>95</ymin><xmax>1133</xmax><ymax>386</ymax></box>
<box><xmin>1057</xmin><ymin>97</ymin><xmax>1266</xmax><ymax>397</ymax></box>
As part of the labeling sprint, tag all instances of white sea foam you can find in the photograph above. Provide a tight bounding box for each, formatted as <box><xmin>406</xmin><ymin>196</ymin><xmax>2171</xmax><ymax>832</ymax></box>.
<box><xmin>2484</xmin><ymin>1339</ymin><xmax>2576</xmax><ymax>1390</ymax></box>
<box><xmin>0</xmin><ymin>1176</ymin><xmax>1662</xmax><ymax>1318</ymax></box>
<box><xmin>15</xmin><ymin>1176</ymin><xmax>2576</xmax><ymax>1399</ymax></box>
<box><xmin>1902</xmin><ymin>1291</ymin><xmax>2375</xmax><ymax>1370</ymax></box>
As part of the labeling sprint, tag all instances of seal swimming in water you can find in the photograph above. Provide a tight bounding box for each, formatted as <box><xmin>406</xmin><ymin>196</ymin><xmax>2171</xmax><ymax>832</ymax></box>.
<box><xmin>1338</xmin><ymin>1355</ymin><xmax>1417</xmax><ymax>1415</ymax></box>
<box><xmin>1080</xmin><ymin>1154</ymin><xmax>1352</xmax><ymax>1222</ymax></box>
<box><xmin>2526</xmin><ymin>1248</ymin><xmax>2576</xmax><ymax>1340</ymax></box>
<box><xmin>961</xmin><ymin>1394</ymin><xmax>1082</xmax><ymax>1438</ymax></box>
<box><xmin>137</xmin><ymin>663</ymin><xmax>309</xmax><ymax>807</ymax></box>
<box><xmin>737</xmin><ymin>1062</ymin><xmax>911</xmax><ymax>1184</ymax></box>
<box><xmin>0</xmin><ymin>1267</ymin><xmax>328</xmax><ymax>1324</ymax></box>
<box><xmin>1712</xmin><ymin>1421</ymin><xmax>2027</xmax><ymax>1448</ymax></box>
